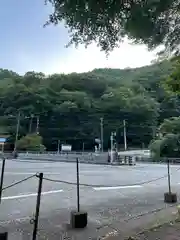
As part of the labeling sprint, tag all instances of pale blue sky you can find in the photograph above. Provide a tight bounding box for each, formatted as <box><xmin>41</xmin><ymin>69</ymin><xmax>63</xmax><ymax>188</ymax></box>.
<box><xmin>0</xmin><ymin>0</ymin><xmax>159</xmax><ymax>75</ymax></box>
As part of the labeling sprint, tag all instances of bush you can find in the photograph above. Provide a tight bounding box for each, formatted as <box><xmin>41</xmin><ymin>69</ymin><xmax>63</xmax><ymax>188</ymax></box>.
<box><xmin>16</xmin><ymin>133</ymin><xmax>46</xmax><ymax>152</ymax></box>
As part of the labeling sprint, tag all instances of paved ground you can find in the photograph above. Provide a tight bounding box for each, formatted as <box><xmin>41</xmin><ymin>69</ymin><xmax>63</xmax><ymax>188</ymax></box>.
<box><xmin>0</xmin><ymin>159</ymin><xmax>180</xmax><ymax>239</ymax></box>
<box><xmin>136</xmin><ymin>220</ymin><xmax>180</xmax><ymax>240</ymax></box>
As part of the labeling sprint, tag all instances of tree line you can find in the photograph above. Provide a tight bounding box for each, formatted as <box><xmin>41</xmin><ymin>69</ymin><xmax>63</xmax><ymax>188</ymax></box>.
<box><xmin>0</xmin><ymin>60</ymin><xmax>179</xmax><ymax>152</ymax></box>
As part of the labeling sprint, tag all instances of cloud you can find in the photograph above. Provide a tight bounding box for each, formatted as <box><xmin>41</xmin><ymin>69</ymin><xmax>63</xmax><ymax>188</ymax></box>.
<box><xmin>42</xmin><ymin>41</ymin><xmax>158</xmax><ymax>75</ymax></box>
<box><xmin>3</xmin><ymin>37</ymin><xmax>159</xmax><ymax>75</ymax></box>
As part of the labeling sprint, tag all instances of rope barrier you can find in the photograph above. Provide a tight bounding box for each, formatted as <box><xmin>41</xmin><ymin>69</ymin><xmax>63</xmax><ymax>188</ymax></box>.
<box><xmin>1</xmin><ymin>164</ymin><xmax>180</xmax><ymax>191</ymax></box>
<box><xmin>2</xmin><ymin>174</ymin><xmax>37</xmax><ymax>191</ymax></box>
<box><xmin>43</xmin><ymin>166</ymin><xmax>180</xmax><ymax>188</ymax></box>
<box><xmin>42</xmin><ymin>174</ymin><xmax>168</xmax><ymax>188</ymax></box>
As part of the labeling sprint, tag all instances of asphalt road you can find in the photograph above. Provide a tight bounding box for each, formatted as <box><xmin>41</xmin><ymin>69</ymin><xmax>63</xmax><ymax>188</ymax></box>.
<box><xmin>0</xmin><ymin>159</ymin><xmax>180</xmax><ymax>238</ymax></box>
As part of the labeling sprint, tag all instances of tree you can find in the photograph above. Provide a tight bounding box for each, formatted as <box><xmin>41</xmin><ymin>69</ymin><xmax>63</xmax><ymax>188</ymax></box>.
<box><xmin>159</xmin><ymin>117</ymin><xmax>180</xmax><ymax>135</ymax></box>
<box><xmin>165</xmin><ymin>57</ymin><xmax>180</xmax><ymax>94</ymax></box>
<box><xmin>150</xmin><ymin>133</ymin><xmax>180</xmax><ymax>159</ymax></box>
<box><xmin>0</xmin><ymin>61</ymin><xmax>177</xmax><ymax>151</ymax></box>
<box><xmin>16</xmin><ymin>133</ymin><xmax>45</xmax><ymax>152</ymax></box>
<box><xmin>46</xmin><ymin>0</ymin><xmax>179</xmax><ymax>54</ymax></box>
<box><xmin>150</xmin><ymin>117</ymin><xmax>180</xmax><ymax>159</ymax></box>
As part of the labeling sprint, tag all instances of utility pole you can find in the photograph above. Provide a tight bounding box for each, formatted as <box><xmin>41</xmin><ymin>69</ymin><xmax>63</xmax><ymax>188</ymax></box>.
<box><xmin>110</xmin><ymin>132</ymin><xmax>114</xmax><ymax>163</ymax></box>
<box><xmin>14</xmin><ymin>111</ymin><xmax>20</xmax><ymax>151</ymax></box>
<box><xmin>36</xmin><ymin>116</ymin><xmax>39</xmax><ymax>135</ymax></box>
<box><xmin>100</xmin><ymin>117</ymin><xmax>104</xmax><ymax>152</ymax></box>
<box><xmin>110</xmin><ymin>132</ymin><xmax>116</xmax><ymax>163</ymax></box>
<box><xmin>123</xmin><ymin>120</ymin><xmax>127</xmax><ymax>151</ymax></box>
<box><xmin>110</xmin><ymin>133</ymin><xmax>113</xmax><ymax>163</ymax></box>
<box><xmin>82</xmin><ymin>142</ymin><xmax>85</xmax><ymax>153</ymax></box>
<box><xmin>29</xmin><ymin>115</ymin><xmax>33</xmax><ymax>133</ymax></box>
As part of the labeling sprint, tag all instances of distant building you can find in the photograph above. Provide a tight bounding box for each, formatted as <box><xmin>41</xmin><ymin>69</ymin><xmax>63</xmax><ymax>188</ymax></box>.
<box><xmin>0</xmin><ymin>135</ymin><xmax>9</xmax><ymax>152</ymax></box>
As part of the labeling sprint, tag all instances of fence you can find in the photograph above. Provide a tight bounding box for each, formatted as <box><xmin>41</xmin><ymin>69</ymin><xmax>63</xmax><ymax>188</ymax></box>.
<box><xmin>0</xmin><ymin>156</ymin><xmax>180</xmax><ymax>239</ymax></box>
<box><xmin>136</xmin><ymin>156</ymin><xmax>180</xmax><ymax>164</ymax></box>
<box><xmin>18</xmin><ymin>152</ymin><xmax>110</xmax><ymax>165</ymax></box>
<box><xmin>17</xmin><ymin>152</ymin><xmax>139</xmax><ymax>166</ymax></box>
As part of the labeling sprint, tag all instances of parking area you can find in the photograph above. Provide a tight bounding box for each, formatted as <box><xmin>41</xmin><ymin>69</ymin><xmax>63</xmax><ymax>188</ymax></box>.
<box><xmin>0</xmin><ymin>159</ymin><xmax>180</xmax><ymax>239</ymax></box>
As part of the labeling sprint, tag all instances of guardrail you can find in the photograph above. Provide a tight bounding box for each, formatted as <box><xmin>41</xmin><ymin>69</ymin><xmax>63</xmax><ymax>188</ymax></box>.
<box><xmin>136</xmin><ymin>157</ymin><xmax>180</xmax><ymax>164</ymax></box>
<box><xmin>17</xmin><ymin>152</ymin><xmax>110</xmax><ymax>165</ymax></box>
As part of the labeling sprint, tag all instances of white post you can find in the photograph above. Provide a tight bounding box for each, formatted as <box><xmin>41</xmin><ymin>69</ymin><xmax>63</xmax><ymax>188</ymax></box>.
<box><xmin>57</xmin><ymin>140</ymin><xmax>60</xmax><ymax>154</ymax></box>
<box><xmin>110</xmin><ymin>133</ymin><xmax>113</xmax><ymax>163</ymax></box>
<box><xmin>123</xmin><ymin>120</ymin><xmax>127</xmax><ymax>151</ymax></box>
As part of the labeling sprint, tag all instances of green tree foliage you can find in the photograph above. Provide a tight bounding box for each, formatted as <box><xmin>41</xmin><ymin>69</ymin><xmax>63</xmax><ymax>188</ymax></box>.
<box><xmin>160</xmin><ymin>117</ymin><xmax>180</xmax><ymax>135</ymax></box>
<box><xmin>0</xmin><ymin>60</ymin><xmax>179</xmax><ymax>151</ymax></box>
<box><xmin>150</xmin><ymin>117</ymin><xmax>180</xmax><ymax>158</ymax></box>
<box><xmin>16</xmin><ymin>133</ymin><xmax>45</xmax><ymax>152</ymax></box>
<box><xmin>164</xmin><ymin>57</ymin><xmax>180</xmax><ymax>94</ymax></box>
<box><xmin>46</xmin><ymin>0</ymin><xmax>179</xmax><ymax>54</ymax></box>
<box><xmin>149</xmin><ymin>58</ymin><xmax>180</xmax><ymax>159</ymax></box>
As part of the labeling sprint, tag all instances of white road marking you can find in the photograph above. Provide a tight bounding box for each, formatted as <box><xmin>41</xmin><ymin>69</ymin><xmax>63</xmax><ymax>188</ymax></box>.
<box><xmin>2</xmin><ymin>189</ymin><xmax>63</xmax><ymax>200</ymax></box>
<box><xmin>5</xmin><ymin>172</ymin><xmax>61</xmax><ymax>175</ymax></box>
<box><xmin>93</xmin><ymin>185</ymin><xmax>143</xmax><ymax>191</ymax></box>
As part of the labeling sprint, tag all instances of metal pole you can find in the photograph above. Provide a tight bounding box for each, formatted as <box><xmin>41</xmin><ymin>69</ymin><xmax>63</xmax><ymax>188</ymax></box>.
<box><xmin>110</xmin><ymin>133</ymin><xmax>113</xmax><ymax>163</ymax></box>
<box><xmin>167</xmin><ymin>158</ymin><xmax>171</xmax><ymax>194</ymax></box>
<box><xmin>123</xmin><ymin>120</ymin><xmax>127</xmax><ymax>151</ymax></box>
<box><xmin>100</xmin><ymin>118</ymin><xmax>104</xmax><ymax>152</ymax></box>
<box><xmin>32</xmin><ymin>173</ymin><xmax>43</xmax><ymax>240</ymax></box>
<box><xmin>0</xmin><ymin>157</ymin><xmax>5</xmax><ymax>204</ymax></box>
<box><xmin>76</xmin><ymin>158</ymin><xmax>80</xmax><ymax>212</ymax></box>
<box><xmin>14</xmin><ymin>111</ymin><xmax>20</xmax><ymax>151</ymax></box>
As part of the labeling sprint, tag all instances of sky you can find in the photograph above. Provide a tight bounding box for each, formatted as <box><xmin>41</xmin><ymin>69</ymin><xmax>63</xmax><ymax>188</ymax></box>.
<box><xmin>0</xmin><ymin>0</ymin><xmax>159</xmax><ymax>75</ymax></box>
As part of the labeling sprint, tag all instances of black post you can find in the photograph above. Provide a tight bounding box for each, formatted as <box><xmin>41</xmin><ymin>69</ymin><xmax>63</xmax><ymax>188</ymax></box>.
<box><xmin>70</xmin><ymin>158</ymin><xmax>87</xmax><ymax>229</ymax></box>
<box><xmin>167</xmin><ymin>158</ymin><xmax>171</xmax><ymax>194</ymax></box>
<box><xmin>32</xmin><ymin>173</ymin><xmax>43</xmax><ymax>240</ymax></box>
<box><xmin>76</xmin><ymin>158</ymin><xmax>80</xmax><ymax>212</ymax></box>
<box><xmin>0</xmin><ymin>232</ymin><xmax>8</xmax><ymax>239</ymax></box>
<box><xmin>0</xmin><ymin>157</ymin><xmax>6</xmax><ymax>204</ymax></box>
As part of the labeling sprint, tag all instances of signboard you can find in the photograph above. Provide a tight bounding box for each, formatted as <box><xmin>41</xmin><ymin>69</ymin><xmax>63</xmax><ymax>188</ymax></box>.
<box><xmin>0</xmin><ymin>138</ymin><xmax>6</xmax><ymax>144</ymax></box>
<box><xmin>61</xmin><ymin>144</ymin><xmax>72</xmax><ymax>152</ymax></box>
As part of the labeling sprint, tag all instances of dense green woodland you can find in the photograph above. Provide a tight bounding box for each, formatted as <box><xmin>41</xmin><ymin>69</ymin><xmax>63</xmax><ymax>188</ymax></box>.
<box><xmin>0</xmin><ymin>60</ymin><xmax>179</xmax><ymax>151</ymax></box>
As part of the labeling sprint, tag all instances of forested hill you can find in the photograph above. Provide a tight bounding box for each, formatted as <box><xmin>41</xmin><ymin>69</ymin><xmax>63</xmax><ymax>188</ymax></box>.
<box><xmin>0</xmin><ymin>60</ymin><xmax>178</xmax><ymax>151</ymax></box>
<box><xmin>92</xmin><ymin>60</ymin><xmax>172</xmax><ymax>85</ymax></box>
